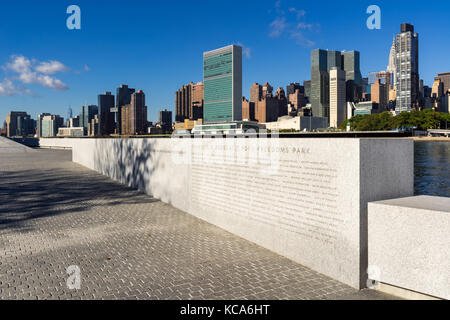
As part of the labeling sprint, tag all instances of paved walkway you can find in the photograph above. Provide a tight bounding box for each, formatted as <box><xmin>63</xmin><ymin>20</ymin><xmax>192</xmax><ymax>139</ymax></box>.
<box><xmin>0</xmin><ymin>137</ymin><xmax>396</xmax><ymax>300</ymax></box>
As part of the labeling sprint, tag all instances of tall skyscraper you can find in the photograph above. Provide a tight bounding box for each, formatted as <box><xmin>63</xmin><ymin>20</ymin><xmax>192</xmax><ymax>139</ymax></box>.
<box><xmin>175</xmin><ymin>84</ymin><xmax>191</xmax><ymax>122</ymax></box>
<box><xmin>98</xmin><ymin>92</ymin><xmax>115</xmax><ymax>136</ymax></box>
<box><xmin>311</xmin><ymin>49</ymin><xmax>362</xmax><ymax>123</ymax></box>
<box><xmin>6</xmin><ymin>111</ymin><xmax>35</xmax><ymax>137</ymax></box>
<box><xmin>435</xmin><ymin>72</ymin><xmax>450</xmax><ymax>95</ymax></box>
<box><xmin>387</xmin><ymin>35</ymin><xmax>397</xmax><ymax>89</ymax></box>
<box><xmin>342</xmin><ymin>51</ymin><xmax>363</xmax><ymax>102</ymax></box>
<box><xmin>262</xmin><ymin>82</ymin><xmax>273</xmax><ymax>98</ymax></box>
<box><xmin>80</xmin><ymin>105</ymin><xmax>98</xmax><ymax>134</ymax></box>
<box><xmin>395</xmin><ymin>23</ymin><xmax>419</xmax><ymax>113</ymax></box>
<box><xmin>371</xmin><ymin>79</ymin><xmax>387</xmax><ymax>112</ymax></box>
<box><xmin>250</xmin><ymin>83</ymin><xmax>263</xmax><ymax>102</ymax></box>
<box><xmin>115</xmin><ymin>84</ymin><xmax>135</xmax><ymax>134</ymax></box>
<box><xmin>329</xmin><ymin>68</ymin><xmax>347</xmax><ymax>128</ymax></box>
<box><xmin>311</xmin><ymin>49</ymin><xmax>331</xmax><ymax>120</ymax></box>
<box><xmin>288</xmin><ymin>89</ymin><xmax>307</xmax><ymax>111</ymax></box>
<box><xmin>242</xmin><ymin>97</ymin><xmax>256</xmax><ymax>121</ymax></box>
<box><xmin>203</xmin><ymin>45</ymin><xmax>242</xmax><ymax>123</ymax></box>
<box><xmin>175</xmin><ymin>82</ymin><xmax>203</xmax><ymax>122</ymax></box>
<box><xmin>303</xmin><ymin>80</ymin><xmax>311</xmax><ymax>103</ymax></box>
<box><xmin>158</xmin><ymin>109</ymin><xmax>173</xmax><ymax>131</ymax></box>
<box><xmin>121</xmin><ymin>90</ymin><xmax>147</xmax><ymax>135</ymax></box>
<box><xmin>275</xmin><ymin>87</ymin><xmax>288</xmax><ymax>117</ymax></box>
<box><xmin>67</xmin><ymin>106</ymin><xmax>73</xmax><ymax>124</ymax></box>
<box><xmin>39</xmin><ymin>115</ymin><xmax>64</xmax><ymax>137</ymax></box>
<box><xmin>37</xmin><ymin>113</ymin><xmax>51</xmax><ymax>137</ymax></box>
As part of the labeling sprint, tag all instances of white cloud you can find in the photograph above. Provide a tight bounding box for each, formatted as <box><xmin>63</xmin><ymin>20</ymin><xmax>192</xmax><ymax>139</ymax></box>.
<box><xmin>35</xmin><ymin>61</ymin><xmax>69</xmax><ymax>74</ymax></box>
<box><xmin>0</xmin><ymin>79</ymin><xmax>18</xmax><ymax>96</ymax></box>
<box><xmin>5</xmin><ymin>55</ymin><xmax>32</xmax><ymax>74</ymax></box>
<box><xmin>268</xmin><ymin>1</ymin><xmax>319</xmax><ymax>47</ymax></box>
<box><xmin>269</xmin><ymin>17</ymin><xmax>288</xmax><ymax>38</ymax></box>
<box><xmin>3</xmin><ymin>55</ymin><xmax>69</xmax><ymax>93</ymax></box>
<box><xmin>83</xmin><ymin>64</ymin><xmax>90</xmax><ymax>72</ymax></box>
<box><xmin>237</xmin><ymin>42</ymin><xmax>252</xmax><ymax>59</ymax></box>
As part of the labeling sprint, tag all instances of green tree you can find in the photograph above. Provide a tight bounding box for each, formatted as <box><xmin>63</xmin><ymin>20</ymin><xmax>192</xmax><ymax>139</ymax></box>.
<box><xmin>342</xmin><ymin>109</ymin><xmax>450</xmax><ymax>131</ymax></box>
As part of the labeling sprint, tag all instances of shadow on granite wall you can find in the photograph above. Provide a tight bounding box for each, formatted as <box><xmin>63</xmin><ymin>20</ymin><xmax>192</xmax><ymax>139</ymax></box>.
<box><xmin>93</xmin><ymin>138</ymin><xmax>164</xmax><ymax>201</ymax></box>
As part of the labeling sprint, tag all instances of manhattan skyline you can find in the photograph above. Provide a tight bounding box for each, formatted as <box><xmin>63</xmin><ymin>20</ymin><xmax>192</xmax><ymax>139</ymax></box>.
<box><xmin>0</xmin><ymin>0</ymin><xmax>449</xmax><ymax>123</ymax></box>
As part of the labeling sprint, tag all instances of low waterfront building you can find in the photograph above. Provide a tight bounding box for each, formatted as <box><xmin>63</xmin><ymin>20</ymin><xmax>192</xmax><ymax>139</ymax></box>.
<box><xmin>192</xmin><ymin>121</ymin><xmax>262</xmax><ymax>135</ymax></box>
<box><xmin>57</xmin><ymin>127</ymin><xmax>84</xmax><ymax>137</ymax></box>
<box><xmin>263</xmin><ymin>116</ymin><xmax>329</xmax><ymax>132</ymax></box>
<box><xmin>354</xmin><ymin>101</ymin><xmax>380</xmax><ymax>116</ymax></box>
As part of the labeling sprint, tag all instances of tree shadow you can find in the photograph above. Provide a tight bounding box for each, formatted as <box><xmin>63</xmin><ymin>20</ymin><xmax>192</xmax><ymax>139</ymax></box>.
<box><xmin>0</xmin><ymin>150</ymin><xmax>159</xmax><ymax>232</ymax></box>
<box><xmin>92</xmin><ymin>138</ymin><xmax>170</xmax><ymax>203</ymax></box>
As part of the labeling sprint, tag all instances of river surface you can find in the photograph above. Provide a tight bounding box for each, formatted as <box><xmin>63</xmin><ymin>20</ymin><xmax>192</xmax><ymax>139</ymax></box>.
<box><xmin>415</xmin><ymin>141</ymin><xmax>450</xmax><ymax>197</ymax></box>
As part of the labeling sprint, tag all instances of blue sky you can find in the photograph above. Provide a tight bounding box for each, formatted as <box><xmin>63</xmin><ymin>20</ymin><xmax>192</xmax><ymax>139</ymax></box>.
<box><xmin>0</xmin><ymin>0</ymin><xmax>449</xmax><ymax>123</ymax></box>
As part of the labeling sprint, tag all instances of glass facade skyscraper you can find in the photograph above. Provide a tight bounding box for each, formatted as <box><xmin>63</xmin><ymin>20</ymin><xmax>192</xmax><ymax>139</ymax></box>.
<box><xmin>115</xmin><ymin>85</ymin><xmax>135</xmax><ymax>134</ymax></box>
<box><xmin>311</xmin><ymin>49</ymin><xmax>331</xmax><ymax>120</ymax></box>
<box><xmin>98</xmin><ymin>92</ymin><xmax>115</xmax><ymax>136</ymax></box>
<box><xmin>203</xmin><ymin>45</ymin><xmax>242</xmax><ymax>123</ymax></box>
<box><xmin>310</xmin><ymin>49</ymin><xmax>362</xmax><ymax>123</ymax></box>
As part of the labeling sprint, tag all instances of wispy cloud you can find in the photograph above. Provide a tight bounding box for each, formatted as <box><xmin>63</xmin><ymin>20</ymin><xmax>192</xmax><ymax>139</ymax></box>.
<box><xmin>0</xmin><ymin>79</ymin><xmax>18</xmax><ymax>96</ymax></box>
<box><xmin>1</xmin><ymin>55</ymin><xmax>69</xmax><ymax>95</ymax></box>
<box><xmin>35</xmin><ymin>61</ymin><xmax>69</xmax><ymax>75</ymax></box>
<box><xmin>268</xmin><ymin>1</ymin><xmax>319</xmax><ymax>47</ymax></box>
<box><xmin>237</xmin><ymin>42</ymin><xmax>252</xmax><ymax>59</ymax></box>
<box><xmin>269</xmin><ymin>17</ymin><xmax>288</xmax><ymax>38</ymax></box>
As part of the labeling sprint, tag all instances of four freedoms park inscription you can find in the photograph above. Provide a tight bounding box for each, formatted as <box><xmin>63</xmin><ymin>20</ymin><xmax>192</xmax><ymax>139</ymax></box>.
<box><xmin>190</xmin><ymin>146</ymin><xmax>341</xmax><ymax>245</ymax></box>
<box><xmin>71</xmin><ymin>137</ymin><xmax>414</xmax><ymax>289</ymax></box>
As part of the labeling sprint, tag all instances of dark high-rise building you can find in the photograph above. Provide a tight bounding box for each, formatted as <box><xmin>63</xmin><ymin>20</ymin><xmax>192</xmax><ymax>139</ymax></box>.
<box><xmin>311</xmin><ymin>49</ymin><xmax>330</xmax><ymax>119</ymax></box>
<box><xmin>342</xmin><ymin>51</ymin><xmax>362</xmax><ymax>84</ymax></box>
<box><xmin>159</xmin><ymin>109</ymin><xmax>173</xmax><ymax>131</ymax></box>
<box><xmin>342</xmin><ymin>51</ymin><xmax>363</xmax><ymax>102</ymax></box>
<box><xmin>303</xmin><ymin>80</ymin><xmax>311</xmax><ymax>103</ymax></box>
<box><xmin>175</xmin><ymin>84</ymin><xmax>190</xmax><ymax>122</ymax></box>
<box><xmin>121</xmin><ymin>90</ymin><xmax>147</xmax><ymax>135</ymax></box>
<box><xmin>395</xmin><ymin>23</ymin><xmax>419</xmax><ymax>113</ymax></box>
<box><xmin>423</xmin><ymin>86</ymin><xmax>432</xmax><ymax>98</ymax></box>
<box><xmin>80</xmin><ymin>105</ymin><xmax>98</xmax><ymax>134</ymax></box>
<box><xmin>5</xmin><ymin>111</ymin><xmax>35</xmax><ymax>137</ymax></box>
<box><xmin>115</xmin><ymin>84</ymin><xmax>135</xmax><ymax>134</ymax></box>
<box><xmin>98</xmin><ymin>92</ymin><xmax>115</xmax><ymax>136</ymax></box>
<box><xmin>311</xmin><ymin>49</ymin><xmax>362</xmax><ymax>122</ymax></box>
<box><xmin>275</xmin><ymin>87</ymin><xmax>288</xmax><ymax>117</ymax></box>
<box><xmin>327</xmin><ymin>50</ymin><xmax>343</xmax><ymax>70</ymax></box>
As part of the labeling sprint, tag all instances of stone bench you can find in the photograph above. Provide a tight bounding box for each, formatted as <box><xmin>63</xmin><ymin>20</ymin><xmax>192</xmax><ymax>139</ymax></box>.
<box><xmin>368</xmin><ymin>196</ymin><xmax>450</xmax><ymax>299</ymax></box>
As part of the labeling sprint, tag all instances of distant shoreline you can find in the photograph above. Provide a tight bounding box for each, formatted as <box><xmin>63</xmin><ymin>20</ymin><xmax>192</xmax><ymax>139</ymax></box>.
<box><xmin>412</xmin><ymin>137</ymin><xmax>450</xmax><ymax>142</ymax></box>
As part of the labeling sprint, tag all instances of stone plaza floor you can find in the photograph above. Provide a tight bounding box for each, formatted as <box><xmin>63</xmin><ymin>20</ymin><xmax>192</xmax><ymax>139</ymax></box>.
<box><xmin>0</xmin><ymin>138</ymin><xmax>397</xmax><ymax>300</ymax></box>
